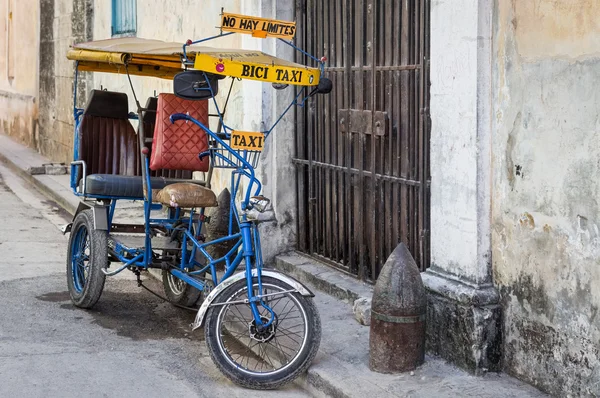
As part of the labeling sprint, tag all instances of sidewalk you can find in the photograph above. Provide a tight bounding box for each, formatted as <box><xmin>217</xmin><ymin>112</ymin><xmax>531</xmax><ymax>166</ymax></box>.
<box><xmin>0</xmin><ymin>133</ymin><xmax>546</xmax><ymax>398</ymax></box>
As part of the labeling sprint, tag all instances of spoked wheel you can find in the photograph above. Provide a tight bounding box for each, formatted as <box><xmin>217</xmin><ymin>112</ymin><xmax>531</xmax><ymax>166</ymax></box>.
<box><xmin>205</xmin><ymin>276</ymin><xmax>321</xmax><ymax>390</ymax></box>
<box><xmin>162</xmin><ymin>208</ymin><xmax>203</xmax><ymax>307</ymax></box>
<box><xmin>162</xmin><ymin>268</ymin><xmax>202</xmax><ymax>307</ymax></box>
<box><xmin>66</xmin><ymin>209</ymin><xmax>107</xmax><ymax>308</ymax></box>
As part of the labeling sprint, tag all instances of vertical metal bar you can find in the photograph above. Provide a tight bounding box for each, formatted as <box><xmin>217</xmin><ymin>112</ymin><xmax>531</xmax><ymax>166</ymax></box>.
<box><xmin>424</xmin><ymin>0</ymin><xmax>431</xmax><ymax>270</ymax></box>
<box><xmin>329</xmin><ymin>0</ymin><xmax>338</xmax><ymax>263</ymax></box>
<box><xmin>307</xmin><ymin>0</ymin><xmax>316</xmax><ymax>256</ymax></box>
<box><xmin>382</xmin><ymin>0</ymin><xmax>394</xmax><ymax>275</ymax></box>
<box><xmin>353</xmin><ymin>0</ymin><xmax>366</xmax><ymax>279</ymax></box>
<box><xmin>314</xmin><ymin>0</ymin><xmax>321</xmax><ymax>257</ymax></box>
<box><xmin>324</xmin><ymin>0</ymin><xmax>334</xmax><ymax>261</ymax></box>
<box><xmin>368</xmin><ymin>0</ymin><xmax>377</xmax><ymax>280</ymax></box>
<box><xmin>319</xmin><ymin>0</ymin><xmax>326</xmax><ymax>258</ymax></box>
<box><xmin>417</xmin><ymin>0</ymin><xmax>425</xmax><ymax>269</ymax></box>
<box><xmin>411</xmin><ymin>0</ymin><xmax>419</xmax><ymax>263</ymax></box>
<box><xmin>343</xmin><ymin>0</ymin><xmax>353</xmax><ymax>273</ymax></box>
<box><xmin>399</xmin><ymin>0</ymin><xmax>410</xmax><ymax>250</ymax></box>
<box><xmin>335</xmin><ymin>0</ymin><xmax>344</xmax><ymax>265</ymax></box>
<box><xmin>295</xmin><ymin>0</ymin><xmax>307</xmax><ymax>253</ymax></box>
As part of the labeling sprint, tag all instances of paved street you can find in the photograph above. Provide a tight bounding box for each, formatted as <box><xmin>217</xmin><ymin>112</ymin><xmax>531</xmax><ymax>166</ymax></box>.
<box><xmin>0</xmin><ymin>164</ymin><xmax>308</xmax><ymax>398</ymax></box>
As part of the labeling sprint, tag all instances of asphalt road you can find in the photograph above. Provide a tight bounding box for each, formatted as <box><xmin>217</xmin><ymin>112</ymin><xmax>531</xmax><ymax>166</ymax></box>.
<box><xmin>0</xmin><ymin>164</ymin><xmax>308</xmax><ymax>398</ymax></box>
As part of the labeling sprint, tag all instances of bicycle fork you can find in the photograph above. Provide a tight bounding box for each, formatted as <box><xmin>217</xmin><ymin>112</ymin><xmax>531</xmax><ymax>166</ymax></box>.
<box><xmin>241</xmin><ymin>221</ymin><xmax>275</xmax><ymax>330</ymax></box>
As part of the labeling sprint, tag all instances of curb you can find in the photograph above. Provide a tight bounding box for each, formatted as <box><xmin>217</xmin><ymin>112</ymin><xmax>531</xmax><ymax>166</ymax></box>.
<box><xmin>275</xmin><ymin>253</ymin><xmax>373</xmax><ymax>304</ymax></box>
<box><xmin>0</xmin><ymin>151</ymin><xmax>77</xmax><ymax>216</ymax></box>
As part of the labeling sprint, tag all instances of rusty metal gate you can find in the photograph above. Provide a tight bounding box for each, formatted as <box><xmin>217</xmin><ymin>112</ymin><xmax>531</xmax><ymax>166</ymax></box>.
<box><xmin>293</xmin><ymin>0</ymin><xmax>430</xmax><ymax>281</ymax></box>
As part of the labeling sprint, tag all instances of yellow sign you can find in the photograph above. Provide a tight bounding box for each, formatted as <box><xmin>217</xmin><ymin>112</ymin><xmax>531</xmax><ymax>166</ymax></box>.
<box><xmin>230</xmin><ymin>131</ymin><xmax>265</xmax><ymax>151</ymax></box>
<box><xmin>194</xmin><ymin>53</ymin><xmax>320</xmax><ymax>86</ymax></box>
<box><xmin>221</xmin><ymin>12</ymin><xmax>296</xmax><ymax>39</ymax></box>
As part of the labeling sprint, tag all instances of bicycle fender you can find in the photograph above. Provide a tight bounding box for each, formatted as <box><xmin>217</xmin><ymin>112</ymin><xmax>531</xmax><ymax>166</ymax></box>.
<box><xmin>191</xmin><ymin>269</ymin><xmax>314</xmax><ymax>330</ymax></box>
<box><xmin>62</xmin><ymin>201</ymin><xmax>92</xmax><ymax>234</ymax></box>
<box><xmin>62</xmin><ymin>201</ymin><xmax>108</xmax><ymax>234</ymax></box>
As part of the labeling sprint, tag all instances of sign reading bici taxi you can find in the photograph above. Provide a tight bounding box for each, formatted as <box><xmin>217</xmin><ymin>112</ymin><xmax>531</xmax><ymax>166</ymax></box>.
<box><xmin>230</xmin><ymin>131</ymin><xmax>265</xmax><ymax>151</ymax></box>
<box><xmin>193</xmin><ymin>52</ymin><xmax>320</xmax><ymax>86</ymax></box>
<box><xmin>221</xmin><ymin>12</ymin><xmax>296</xmax><ymax>39</ymax></box>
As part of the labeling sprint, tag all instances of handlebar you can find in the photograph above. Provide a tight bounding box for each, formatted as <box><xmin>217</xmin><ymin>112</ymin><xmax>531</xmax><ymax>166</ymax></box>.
<box><xmin>199</xmin><ymin>150</ymin><xmax>210</xmax><ymax>161</ymax></box>
<box><xmin>169</xmin><ymin>113</ymin><xmax>188</xmax><ymax>123</ymax></box>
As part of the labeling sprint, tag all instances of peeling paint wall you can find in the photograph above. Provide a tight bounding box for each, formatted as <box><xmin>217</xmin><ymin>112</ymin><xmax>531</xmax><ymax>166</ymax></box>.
<box><xmin>38</xmin><ymin>0</ymin><xmax>93</xmax><ymax>165</ymax></box>
<box><xmin>0</xmin><ymin>0</ymin><xmax>39</xmax><ymax>148</ymax></box>
<box><xmin>492</xmin><ymin>1</ymin><xmax>600</xmax><ymax>395</ymax></box>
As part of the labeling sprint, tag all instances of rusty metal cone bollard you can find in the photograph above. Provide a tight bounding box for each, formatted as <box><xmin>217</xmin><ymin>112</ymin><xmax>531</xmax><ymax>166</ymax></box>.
<box><xmin>369</xmin><ymin>243</ymin><xmax>427</xmax><ymax>373</ymax></box>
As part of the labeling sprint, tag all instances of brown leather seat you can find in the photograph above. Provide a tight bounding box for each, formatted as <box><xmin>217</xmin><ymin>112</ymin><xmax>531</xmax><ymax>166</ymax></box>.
<box><xmin>78</xmin><ymin>90</ymin><xmax>140</xmax><ymax>180</ymax></box>
<box><xmin>152</xmin><ymin>183</ymin><xmax>217</xmax><ymax>209</ymax></box>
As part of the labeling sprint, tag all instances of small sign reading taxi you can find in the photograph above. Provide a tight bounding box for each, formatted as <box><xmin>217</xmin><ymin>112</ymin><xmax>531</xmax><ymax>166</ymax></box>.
<box><xmin>221</xmin><ymin>12</ymin><xmax>296</xmax><ymax>39</ymax></box>
<box><xmin>230</xmin><ymin>131</ymin><xmax>265</xmax><ymax>151</ymax></box>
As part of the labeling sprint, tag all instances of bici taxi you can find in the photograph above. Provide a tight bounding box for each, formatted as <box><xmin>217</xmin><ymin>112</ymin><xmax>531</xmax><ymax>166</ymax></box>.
<box><xmin>63</xmin><ymin>11</ymin><xmax>332</xmax><ymax>389</ymax></box>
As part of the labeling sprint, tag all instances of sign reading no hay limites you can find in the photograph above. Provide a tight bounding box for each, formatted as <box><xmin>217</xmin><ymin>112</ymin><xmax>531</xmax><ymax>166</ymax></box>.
<box><xmin>221</xmin><ymin>12</ymin><xmax>296</xmax><ymax>39</ymax></box>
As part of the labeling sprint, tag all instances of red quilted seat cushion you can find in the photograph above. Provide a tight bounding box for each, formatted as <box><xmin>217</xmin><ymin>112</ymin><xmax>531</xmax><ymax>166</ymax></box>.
<box><xmin>149</xmin><ymin>93</ymin><xmax>210</xmax><ymax>172</ymax></box>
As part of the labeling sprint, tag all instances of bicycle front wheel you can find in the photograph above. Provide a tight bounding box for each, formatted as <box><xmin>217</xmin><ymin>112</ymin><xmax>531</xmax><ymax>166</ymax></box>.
<box><xmin>204</xmin><ymin>276</ymin><xmax>321</xmax><ymax>389</ymax></box>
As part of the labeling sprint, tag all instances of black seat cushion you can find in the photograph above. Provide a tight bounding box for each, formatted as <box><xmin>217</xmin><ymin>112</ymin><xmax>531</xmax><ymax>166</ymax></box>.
<box><xmin>83</xmin><ymin>174</ymin><xmax>205</xmax><ymax>198</ymax></box>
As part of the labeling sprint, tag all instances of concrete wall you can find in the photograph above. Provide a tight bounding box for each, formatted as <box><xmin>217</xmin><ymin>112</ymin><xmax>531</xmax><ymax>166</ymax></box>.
<box><xmin>492</xmin><ymin>1</ymin><xmax>600</xmax><ymax>395</ymax></box>
<box><xmin>38</xmin><ymin>0</ymin><xmax>93</xmax><ymax>165</ymax></box>
<box><xmin>425</xmin><ymin>0</ymin><xmax>501</xmax><ymax>374</ymax></box>
<box><xmin>0</xmin><ymin>0</ymin><xmax>39</xmax><ymax>148</ymax></box>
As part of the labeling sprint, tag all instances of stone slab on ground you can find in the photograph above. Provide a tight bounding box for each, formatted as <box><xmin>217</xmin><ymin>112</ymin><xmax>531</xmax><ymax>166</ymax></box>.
<box><xmin>0</xmin><ymin>133</ymin><xmax>546</xmax><ymax>397</ymax></box>
<box><xmin>275</xmin><ymin>253</ymin><xmax>374</xmax><ymax>303</ymax></box>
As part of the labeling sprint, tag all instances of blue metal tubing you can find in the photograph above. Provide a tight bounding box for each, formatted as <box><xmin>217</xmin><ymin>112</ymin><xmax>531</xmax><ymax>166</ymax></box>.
<box><xmin>170</xmin><ymin>268</ymin><xmax>206</xmax><ymax>291</ymax></box>
<box><xmin>184</xmin><ymin>230</ymin><xmax>242</xmax><ymax>278</ymax></box>
<box><xmin>71</xmin><ymin>191</ymin><xmax>146</xmax><ymax>201</ymax></box>
<box><xmin>148</xmin><ymin>218</ymin><xmax>189</xmax><ymax>225</ymax></box>
<box><xmin>142</xmin><ymin>157</ymin><xmax>154</xmax><ymax>263</ymax></box>
<box><xmin>181</xmin><ymin>32</ymin><xmax>235</xmax><ymax>63</ymax></box>
<box><xmin>265</xmin><ymin>87</ymin><xmax>306</xmax><ymax>137</ymax></box>
<box><xmin>71</xmin><ymin>63</ymin><xmax>83</xmax><ymax>191</ymax></box>
<box><xmin>239</xmin><ymin>221</ymin><xmax>265</xmax><ymax>324</ymax></box>
<box><xmin>277</xmin><ymin>38</ymin><xmax>323</xmax><ymax>66</ymax></box>
<box><xmin>111</xmin><ymin>253</ymin><xmax>145</xmax><ymax>273</ymax></box>
<box><xmin>108</xmin><ymin>200</ymin><xmax>117</xmax><ymax>227</ymax></box>
<box><xmin>180</xmin><ymin>231</ymin><xmax>244</xmax><ymax>287</ymax></box>
<box><xmin>169</xmin><ymin>113</ymin><xmax>261</xmax><ymax>210</ymax></box>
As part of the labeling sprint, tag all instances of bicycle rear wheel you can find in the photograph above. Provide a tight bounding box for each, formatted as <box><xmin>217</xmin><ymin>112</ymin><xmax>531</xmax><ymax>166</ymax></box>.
<box><xmin>204</xmin><ymin>276</ymin><xmax>321</xmax><ymax>389</ymax></box>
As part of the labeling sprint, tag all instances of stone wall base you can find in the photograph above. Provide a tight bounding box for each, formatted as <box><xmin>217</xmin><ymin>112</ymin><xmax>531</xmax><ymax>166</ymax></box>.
<box><xmin>422</xmin><ymin>270</ymin><xmax>502</xmax><ymax>374</ymax></box>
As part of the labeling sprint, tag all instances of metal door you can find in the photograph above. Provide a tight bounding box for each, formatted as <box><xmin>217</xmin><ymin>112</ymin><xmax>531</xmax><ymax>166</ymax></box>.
<box><xmin>294</xmin><ymin>0</ymin><xmax>430</xmax><ymax>281</ymax></box>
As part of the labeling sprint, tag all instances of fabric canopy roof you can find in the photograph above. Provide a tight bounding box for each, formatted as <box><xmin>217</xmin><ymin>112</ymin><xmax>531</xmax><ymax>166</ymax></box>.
<box><xmin>67</xmin><ymin>37</ymin><xmax>320</xmax><ymax>85</ymax></box>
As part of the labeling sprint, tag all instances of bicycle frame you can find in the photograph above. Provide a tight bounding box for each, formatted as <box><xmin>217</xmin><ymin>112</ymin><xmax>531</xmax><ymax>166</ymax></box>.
<box><xmin>67</xmin><ymin>33</ymin><xmax>325</xmax><ymax>330</ymax></box>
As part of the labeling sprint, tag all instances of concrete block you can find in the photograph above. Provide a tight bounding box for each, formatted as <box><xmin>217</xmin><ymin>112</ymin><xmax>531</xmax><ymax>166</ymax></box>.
<box><xmin>27</xmin><ymin>164</ymin><xmax>67</xmax><ymax>175</ymax></box>
<box><xmin>422</xmin><ymin>271</ymin><xmax>502</xmax><ymax>374</ymax></box>
<box><xmin>353</xmin><ymin>297</ymin><xmax>371</xmax><ymax>326</ymax></box>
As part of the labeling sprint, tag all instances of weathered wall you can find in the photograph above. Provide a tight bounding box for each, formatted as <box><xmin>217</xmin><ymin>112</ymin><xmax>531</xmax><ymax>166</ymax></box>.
<box><xmin>492</xmin><ymin>1</ymin><xmax>600</xmax><ymax>395</ymax></box>
<box><xmin>38</xmin><ymin>0</ymin><xmax>93</xmax><ymax>164</ymax></box>
<box><xmin>425</xmin><ymin>0</ymin><xmax>501</xmax><ymax>374</ymax></box>
<box><xmin>0</xmin><ymin>0</ymin><xmax>39</xmax><ymax>148</ymax></box>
